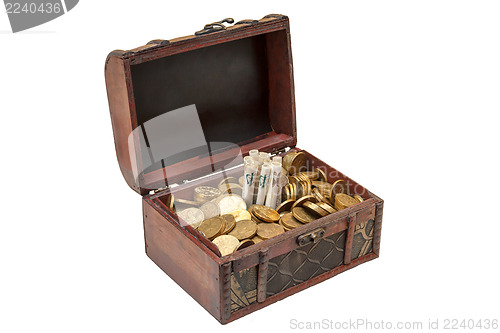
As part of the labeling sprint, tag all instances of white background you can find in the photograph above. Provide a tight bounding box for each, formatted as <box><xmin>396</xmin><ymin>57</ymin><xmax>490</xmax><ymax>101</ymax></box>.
<box><xmin>1</xmin><ymin>1</ymin><xmax>499</xmax><ymax>332</ymax></box>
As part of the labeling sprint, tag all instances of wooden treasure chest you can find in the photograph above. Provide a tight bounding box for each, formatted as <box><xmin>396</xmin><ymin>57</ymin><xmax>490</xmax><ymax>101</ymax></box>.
<box><xmin>105</xmin><ymin>14</ymin><xmax>384</xmax><ymax>324</ymax></box>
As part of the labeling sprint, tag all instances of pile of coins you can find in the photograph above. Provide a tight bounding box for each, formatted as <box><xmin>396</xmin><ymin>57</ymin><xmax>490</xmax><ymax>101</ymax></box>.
<box><xmin>164</xmin><ymin>151</ymin><xmax>366</xmax><ymax>257</ymax></box>
<box><xmin>282</xmin><ymin>168</ymin><xmax>364</xmax><ymax>212</ymax></box>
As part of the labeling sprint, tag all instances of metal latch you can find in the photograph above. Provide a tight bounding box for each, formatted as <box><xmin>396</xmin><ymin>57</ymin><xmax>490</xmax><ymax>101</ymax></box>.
<box><xmin>297</xmin><ymin>228</ymin><xmax>325</xmax><ymax>246</ymax></box>
<box><xmin>195</xmin><ymin>18</ymin><xmax>234</xmax><ymax>36</ymax></box>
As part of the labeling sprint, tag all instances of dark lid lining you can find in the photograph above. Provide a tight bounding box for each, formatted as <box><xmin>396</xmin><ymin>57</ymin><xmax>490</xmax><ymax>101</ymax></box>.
<box><xmin>105</xmin><ymin>16</ymin><xmax>296</xmax><ymax>194</ymax></box>
<box><xmin>130</xmin><ymin>34</ymin><xmax>273</xmax><ymax>174</ymax></box>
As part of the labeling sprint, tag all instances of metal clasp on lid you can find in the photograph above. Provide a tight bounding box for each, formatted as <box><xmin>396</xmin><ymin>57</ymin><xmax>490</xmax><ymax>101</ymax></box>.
<box><xmin>195</xmin><ymin>18</ymin><xmax>234</xmax><ymax>36</ymax></box>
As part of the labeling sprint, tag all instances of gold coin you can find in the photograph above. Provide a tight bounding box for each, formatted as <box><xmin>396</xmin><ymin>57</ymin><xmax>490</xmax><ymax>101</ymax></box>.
<box><xmin>279</xmin><ymin>211</ymin><xmax>290</xmax><ymax>217</ymax></box>
<box><xmin>253</xmin><ymin>206</ymin><xmax>280</xmax><ymax>223</ymax></box>
<box><xmin>280</xmin><ymin>212</ymin><xmax>304</xmax><ymax>229</ymax></box>
<box><xmin>250</xmin><ymin>213</ymin><xmax>263</xmax><ymax>224</ymax></box>
<box><xmin>316</xmin><ymin>201</ymin><xmax>337</xmax><ymax>214</ymax></box>
<box><xmin>314</xmin><ymin>168</ymin><xmax>328</xmax><ymax>182</ymax></box>
<box><xmin>248</xmin><ymin>204</ymin><xmax>263</xmax><ymax>215</ymax></box>
<box><xmin>236</xmin><ymin>239</ymin><xmax>255</xmax><ymax>251</ymax></box>
<box><xmin>282</xmin><ymin>152</ymin><xmax>295</xmax><ymax>171</ymax></box>
<box><xmin>278</xmin><ymin>218</ymin><xmax>292</xmax><ymax>231</ymax></box>
<box><xmin>292</xmin><ymin>206</ymin><xmax>318</xmax><ymax>224</ymax></box>
<box><xmin>252</xmin><ymin>235</ymin><xmax>265</xmax><ymax>244</ymax></box>
<box><xmin>331</xmin><ymin>179</ymin><xmax>349</xmax><ymax>198</ymax></box>
<box><xmin>288</xmin><ymin>175</ymin><xmax>298</xmax><ymax>185</ymax></box>
<box><xmin>194</xmin><ymin>186</ymin><xmax>221</xmax><ymax>203</ymax></box>
<box><xmin>296</xmin><ymin>173</ymin><xmax>309</xmax><ymax>183</ymax></box>
<box><xmin>276</xmin><ymin>199</ymin><xmax>295</xmax><ymax>213</ymax></box>
<box><xmin>212</xmin><ymin>235</ymin><xmax>240</xmax><ymax>256</ymax></box>
<box><xmin>287</xmin><ymin>152</ymin><xmax>308</xmax><ymax>175</ymax></box>
<box><xmin>220</xmin><ymin>214</ymin><xmax>236</xmax><ymax>234</ymax></box>
<box><xmin>295</xmin><ymin>181</ymin><xmax>305</xmax><ymax>198</ymax></box>
<box><xmin>354</xmin><ymin>195</ymin><xmax>364</xmax><ymax>203</ymax></box>
<box><xmin>298</xmin><ymin>174</ymin><xmax>312</xmax><ymax>193</ymax></box>
<box><xmin>198</xmin><ymin>216</ymin><xmax>225</xmax><ymax>240</ymax></box>
<box><xmin>303</xmin><ymin>201</ymin><xmax>329</xmax><ymax>217</ymax></box>
<box><xmin>248</xmin><ymin>204</ymin><xmax>265</xmax><ymax>223</ymax></box>
<box><xmin>311</xmin><ymin>187</ymin><xmax>332</xmax><ymax>206</ymax></box>
<box><xmin>228</xmin><ymin>220</ymin><xmax>257</xmax><ymax>240</ymax></box>
<box><xmin>292</xmin><ymin>195</ymin><xmax>318</xmax><ymax>209</ymax></box>
<box><xmin>256</xmin><ymin>223</ymin><xmax>285</xmax><ymax>239</ymax></box>
<box><xmin>299</xmin><ymin>170</ymin><xmax>319</xmax><ymax>180</ymax></box>
<box><xmin>312</xmin><ymin>181</ymin><xmax>332</xmax><ymax>196</ymax></box>
<box><xmin>334</xmin><ymin>193</ymin><xmax>359</xmax><ymax>211</ymax></box>
<box><xmin>281</xmin><ymin>184</ymin><xmax>290</xmax><ymax>202</ymax></box>
<box><xmin>229</xmin><ymin>209</ymin><xmax>252</xmax><ymax>222</ymax></box>
<box><xmin>303</xmin><ymin>180</ymin><xmax>312</xmax><ymax>195</ymax></box>
<box><xmin>283</xmin><ymin>185</ymin><xmax>291</xmax><ymax>201</ymax></box>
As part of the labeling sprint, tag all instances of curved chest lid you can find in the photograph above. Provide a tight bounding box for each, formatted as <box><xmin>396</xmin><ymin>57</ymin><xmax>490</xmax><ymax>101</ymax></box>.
<box><xmin>105</xmin><ymin>15</ymin><xmax>296</xmax><ymax>195</ymax></box>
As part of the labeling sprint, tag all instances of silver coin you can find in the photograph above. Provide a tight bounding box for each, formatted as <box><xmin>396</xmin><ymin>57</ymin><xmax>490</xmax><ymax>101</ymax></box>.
<box><xmin>199</xmin><ymin>201</ymin><xmax>219</xmax><ymax>219</ymax></box>
<box><xmin>194</xmin><ymin>186</ymin><xmax>221</xmax><ymax>198</ymax></box>
<box><xmin>218</xmin><ymin>195</ymin><xmax>247</xmax><ymax>215</ymax></box>
<box><xmin>177</xmin><ymin>207</ymin><xmax>204</xmax><ymax>229</ymax></box>
<box><xmin>214</xmin><ymin>194</ymin><xmax>230</xmax><ymax>205</ymax></box>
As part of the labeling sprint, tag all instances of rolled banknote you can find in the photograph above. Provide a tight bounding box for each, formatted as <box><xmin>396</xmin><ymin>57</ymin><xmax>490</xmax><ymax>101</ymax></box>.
<box><xmin>242</xmin><ymin>159</ymin><xmax>258</xmax><ymax>206</ymax></box>
<box><xmin>265</xmin><ymin>161</ymin><xmax>283</xmax><ymax>209</ymax></box>
<box><xmin>256</xmin><ymin>162</ymin><xmax>272</xmax><ymax>205</ymax></box>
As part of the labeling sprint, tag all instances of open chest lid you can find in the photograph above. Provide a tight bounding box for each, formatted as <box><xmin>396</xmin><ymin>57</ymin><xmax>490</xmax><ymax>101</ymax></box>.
<box><xmin>105</xmin><ymin>14</ymin><xmax>296</xmax><ymax>195</ymax></box>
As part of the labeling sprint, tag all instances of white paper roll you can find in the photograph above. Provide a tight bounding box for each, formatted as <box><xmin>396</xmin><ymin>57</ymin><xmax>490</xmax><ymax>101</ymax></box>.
<box><xmin>256</xmin><ymin>162</ymin><xmax>272</xmax><ymax>205</ymax></box>
<box><xmin>265</xmin><ymin>162</ymin><xmax>283</xmax><ymax>209</ymax></box>
<box><xmin>259</xmin><ymin>152</ymin><xmax>271</xmax><ymax>163</ymax></box>
<box><xmin>249</xmin><ymin>149</ymin><xmax>259</xmax><ymax>161</ymax></box>
<box><xmin>242</xmin><ymin>160</ymin><xmax>258</xmax><ymax>206</ymax></box>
